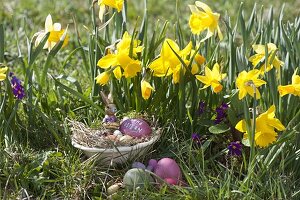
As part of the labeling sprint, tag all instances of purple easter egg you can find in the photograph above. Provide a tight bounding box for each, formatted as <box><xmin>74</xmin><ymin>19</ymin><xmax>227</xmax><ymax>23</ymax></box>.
<box><xmin>119</xmin><ymin>118</ymin><xmax>152</xmax><ymax>138</ymax></box>
<box><xmin>154</xmin><ymin>158</ymin><xmax>182</xmax><ymax>183</ymax></box>
<box><xmin>148</xmin><ymin>159</ymin><xmax>158</xmax><ymax>168</ymax></box>
<box><xmin>132</xmin><ymin>162</ymin><xmax>146</xmax><ymax>169</ymax></box>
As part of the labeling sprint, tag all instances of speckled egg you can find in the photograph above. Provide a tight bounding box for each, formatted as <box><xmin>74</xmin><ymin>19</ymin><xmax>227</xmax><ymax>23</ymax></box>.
<box><xmin>119</xmin><ymin>118</ymin><xmax>152</xmax><ymax>138</ymax></box>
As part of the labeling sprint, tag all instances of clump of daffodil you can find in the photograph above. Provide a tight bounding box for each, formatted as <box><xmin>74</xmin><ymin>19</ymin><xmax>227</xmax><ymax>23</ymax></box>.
<box><xmin>236</xmin><ymin>69</ymin><xmax>266</xmax><ymax>100</ymax></box>
<box><xmin>96</xmin><ymin>31</ymin><xmax>143</xmax><ymax>86</ymax></box>
<box><xmin>34</xmin><ymin>14</ymin><xmax>69</xmax><ymax>51</ymax></box>
<box><xmin>235</xmin><ymin>105</ymin><xmax>285</xmax><ymax>148</ymax></box>
<box><xmin>249</xmin><ymin>43</ymin><xmax>284</xmax><ymax>74</ymax></box>
<box><xmin>0</xmin><ymin>66</ymin><xmax>8</xmax><ymax>81</ymax></box>
<box><xmin>278</xmin><ymin>68</ymin><xmax>300</xmax><ymax>97</ymax></box>
<box><xmin>189</xmin><ymin>1</ymin><xmax>223</xmax><ymax>41</ymax></box>
<box><xmin>149</xmin><ymin>39</ymin><xmax>204</xmax><ymax>84</ymax></box>
<box><xmin>141</xmin><ymin>80</ymin><xmax>154</xmax><ymax>100</ymax></box>
<box><xmin>95</xmin><ymin>71</ymin><xmax>110</xmax><ymax>86</ymax></box>
<box><xmin>98</xmin><ymin>0</ymin><xmax>124</xmax><ymax>21</ymax></box>
<box><xmin>196</xmin><ymin>63</ymin><xmax>226</xmax><ymax>93</ymax></box>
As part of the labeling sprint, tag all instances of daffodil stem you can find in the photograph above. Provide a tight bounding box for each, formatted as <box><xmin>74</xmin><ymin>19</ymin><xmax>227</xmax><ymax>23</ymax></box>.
<box><xmin>134</xmin><ymin>76</ymin><xmax>141</xmax><ymax>112</ymax></box>
<box><xmin>41</xmin><ymin>55</ymin><xmax>53</xmax><ymax>87</ymax></box>
<box><xmin>250</xmin><ymin>87</ymin><xmax>257</xmax><ymax>163</ymax></box>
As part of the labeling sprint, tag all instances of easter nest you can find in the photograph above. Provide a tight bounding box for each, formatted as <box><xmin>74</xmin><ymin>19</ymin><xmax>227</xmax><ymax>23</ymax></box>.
<box><xmin>69</xmin><ymin>113</ymin><xmax>161</xmax><ymax>149</ymax></box>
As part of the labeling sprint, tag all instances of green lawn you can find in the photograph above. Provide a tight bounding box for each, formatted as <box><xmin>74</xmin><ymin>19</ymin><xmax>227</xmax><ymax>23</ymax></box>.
<box><xmin>1</xmin><ymin>0</ymin><xmax>300</xmax><ymax>199</ymax></box>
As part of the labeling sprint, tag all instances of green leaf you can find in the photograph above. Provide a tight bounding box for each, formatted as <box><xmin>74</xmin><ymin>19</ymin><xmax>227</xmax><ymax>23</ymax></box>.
<box><xmin>0</xmin><ymin>24</ymin><xmax>4</xmax><ymax>63</ymax></box>
<box><xmin>208</xmin><ymin>124</ymin><xmax>230</xmax><ymax>134</ymax></box>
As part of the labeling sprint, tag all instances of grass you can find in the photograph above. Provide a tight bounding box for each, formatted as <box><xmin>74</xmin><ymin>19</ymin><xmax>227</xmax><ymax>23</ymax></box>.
<box><xmin>1</xmin><ymin>0</ymin><xmax>300</xmax><ymax>199</ymax></box>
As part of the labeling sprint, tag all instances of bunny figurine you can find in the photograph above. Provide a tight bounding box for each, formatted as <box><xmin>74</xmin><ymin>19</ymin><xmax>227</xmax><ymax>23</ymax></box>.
<box><xmin>100</xmin><ymin>91</ymin><xmax>119</xmax><ymax>129</ymax></box>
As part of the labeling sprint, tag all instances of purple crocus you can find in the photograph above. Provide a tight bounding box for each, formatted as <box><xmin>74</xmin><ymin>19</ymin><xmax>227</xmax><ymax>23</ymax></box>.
<box><xmin>228</xmin><ymin>141</ymin><xmax>242</xmax><ymax>156</ymax></box>
<box><xmin>10</xmin><ymin>73</ymin><xmax>25</xmax><ymax>100</ymax></box>
<box><xmin>215</xmin><ymin>102</ymin><xmax>229</xmax><ymax>124</ymax></box>
<box><xmin>192</xmin><ymin>133</ymin><xmax>201</xmax><ymax>144</ymax></box>
<box><xmin>198</xmin><ymin>101</ymin><xmax>206</xmax><ymax>115</ymax></box>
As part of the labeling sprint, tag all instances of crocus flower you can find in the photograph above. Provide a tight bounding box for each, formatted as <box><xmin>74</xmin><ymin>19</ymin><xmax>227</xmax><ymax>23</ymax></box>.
<box><xmin>98</xmin><ymin>0</ymin><xmax>124</xmax><ymax>21</ymax></box>
<box><xmin>34</xmin><ymin>14</ymin><xmax>69</xmax><ymax>51</ymax></box>
<box><xmin>95</xmin><ymin>71</ymin><xmax>110</xmax><ymax>86</ymax></box>
<box><xmin>228</xmin><ymin>141</ymin><xmax>242</xmax><ymax>156</ymax></box>
<box><xmin>235</xmin><ymin>105</ymin><xmax>285</xmax><ymax>148</ymax></box>
<box><xmin>278</xmin><ymin>69</ymin><xmax>300</xmax><ymax>97</ymax></box>
<box><xmin>10</xmin><ymin>74</ymin><xmax>25</xmax><ymax>100</ymax></box>
<box><xmin>249</xmin><ymin>43</ymin><xmax>283</xmax><ymax>74</ymax></box>
<box><xmin>189</xmin><ymin>1</ymin><xmax>223</xmax><ymax>41</ymax></box>
<box><xmin>236</xmin><ymin>69</ymin><xmax>266</xmax><ymax>100</ymax></box>
<box><xmin>97</xmin><ymin>32</ymin><xmax>143</xmax><ymax>79</ymax></box>
<box><xmin>0</xmin><ymin>67</ymin><xmax>8</xmax><ymax>81</ymax></box>
<box><xmin>215</xmin><ymin>102</ymin><xmax>229</xmax><ymax>124</ymax></box>
<box><xmin>192</xmin><ymin>133</ymin><xmax>201</xmax><ymax>144</ymax></box>
<box><xmin>141</xmin><ymin>80</ymin><xmax>154</xmax><ymax>100</ymax></box>
<box><xmin>198</xmin><ymin>101</ymin><xmax>206</xmax><ymax>115</ymax></box>
<box><xmin>196</xmin><ymin>63</ymin><xmax>227</xmax><ymax>93</ymax></box>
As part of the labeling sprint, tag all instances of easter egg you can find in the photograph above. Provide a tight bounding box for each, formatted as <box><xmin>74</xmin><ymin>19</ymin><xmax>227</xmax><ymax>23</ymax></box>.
<box><xmin>164</xmin><ymin>178</ymin><xmax>178</xmax><ymax>185</ymax></box>
<box><xmin>107</xmin><ymin>184</ymin><xmax>120</xmax><ymax>195</ymax></box>
<box><xmin>123</xmin><ymin>168</ymin><xmax>155</xmax><ymax>190</ymax></box>
<box><xmin>119</xmin><ymin>118</ymin><xmax>152</xmax><ymax>138</ymax></box>
<box><xmin>132</xmin><ymin>162</ymin><xmax>146</xmax><ymax>169</ymax></box>
<box><xmin>119</xmin><ymin>135</ymin><xmax>134</xmax><ymax>143</ymax></box>
<box><xmin>146</xmin><ymin>159</ymin><xmax>158</xmax><ymax>171</ymax></box>
<box><xmin>154</xmin><ymin>158</ymin><xmax>182</xmax><ymax>184</ymax></box>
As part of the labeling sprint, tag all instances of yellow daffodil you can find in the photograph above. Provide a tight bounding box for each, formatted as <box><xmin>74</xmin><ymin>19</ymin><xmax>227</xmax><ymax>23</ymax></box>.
<box><xmin>148</xmin><ymin>39</ymin><xmax>180</xmax><ymax>77</ymax></box>
<box><xmin>141</xmin><ymin>80</ymin><xmax>154</xmax><ymax>100</ymax></box>
<box><xmin>236</xmin><ymin>69</ymin><xmax>266</xmax><ymax>100</ymax></box>
<box><xmin>98</xmin><ymin>0</ymin><xmax>124</xmax><ymax>21</ymax></box>
<box><xmin>34</xmin><ymin>14</ymin><xmax>69</xmax><ymax>51</ymax></box>
<box><xmin>249</xmin><ymin>43</ymin><xmax>284</xmax><ymax>74</ymax></box>
<box><xmin>278</xmin><ymin>69</ymin><xmax>300</xmax><ymax>97</ymax></box>
<box><xmin>0</xmin><ymin>67</ymin><xmax>8</xmax><ymax>81</ymax></box>
<box><xmin>189</xmin><ymin>1</ymin><xmax>223</xmax><ymax>41</ymax></box>
<box><xmin>236</xmin><ymin>105</ymin><xmax>285</xmax><ymax>148</ymax></box>
<box><xmin>149</xmin><ymin>39</ymin><xmax>204</xmax><ymax>84</ymax></box>
<box><xmin>95</xmin><ymin>71</ymin><xmax>110</xmax><ymax>86</ymax></box>
<box><xmin>97</xmin><ymin>32</ymin><xmax>143</xmax><ymax>80</ymax></box>
<box><xmin>196</xmin><ymin>63</ymin><xmax>226</xmax><ymax>93</ymax></box>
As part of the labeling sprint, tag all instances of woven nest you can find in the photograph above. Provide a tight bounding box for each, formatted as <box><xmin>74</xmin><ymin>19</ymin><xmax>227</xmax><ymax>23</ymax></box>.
<box><xmin>69</xmin><ymin>115</ymin><xmax>160</xmax><ymax>148</ymax></box>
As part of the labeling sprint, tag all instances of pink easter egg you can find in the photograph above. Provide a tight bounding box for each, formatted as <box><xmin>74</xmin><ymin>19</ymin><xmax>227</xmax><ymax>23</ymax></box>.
<box><xmin>154</xmin><ymin>158</ymin><xmax>182</xmax><ymax>183</ymax></box>
<box><xmin>119</xmin><ymin>118</ymin><xmax>152</xmax><ymax>138</ymax></box>
<box><xmin>164</xmin><ymin>178</ymin><xmax>178</xmax><ymax>185</ymax></box>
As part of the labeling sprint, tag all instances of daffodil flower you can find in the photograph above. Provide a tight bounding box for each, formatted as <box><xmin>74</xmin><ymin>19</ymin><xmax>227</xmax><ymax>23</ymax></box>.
<box><xmin>278</xmin><ymin>69</ymin><xmax>300</xmax><ymax>97</ymax></box>
<box><xmin>97</xmin><ymin>32</ymin><xmax>143</xmax><ymax>80</ymax></box>
<box><xmin>98</xmin><ymin>0</ymin><xmax>124</xmax><ymax>21</ymax></box>
<box><xmin>141</xmin><ymin>80</ymin><xmax>154</xmax><ymax>100</ymax></box>
<box><xmin>189</xmin><ymin>1</ymin><xmax>223</xmax><ymax>41</ymax></box>
<box><xmin>95</xmin><ymin>71</ymin><xmax>110</xmax><ymax>86</ymax></box>
<box><xmin>196</xmin><ymin>63</ymin><xmax>226</xmax><ymax>93</ymax></box>
<box><xmin>236</xmin><ymin>69</ymin><xmax>266</xmax><ymax>100</ymax></box>
<box><xmin>149</xmin><ymin>39</ymin><xmax>204</xmax><ymax>84</ymax></box>
<box><xmin>0</xmin><ymin>67</ymin><xmax>8</xmax><ymax>81</ymax></box>
<box><xmin>236</xmin><ymin>105</ymin><xmax>285</xmax><ymax>148</ymax></box>
<box><xmin>249</xmin><ymin>43</ymin><xmax>284</xmax><ymax>74</ymax></box>
<box><xmin>34</xmin><ymin>14</ymin><xmax>69</xmax><ymax>51</ymax></box>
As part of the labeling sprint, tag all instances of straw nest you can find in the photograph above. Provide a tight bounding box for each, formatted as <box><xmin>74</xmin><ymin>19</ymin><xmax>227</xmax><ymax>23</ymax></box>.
<box><xmin>69</xmin><ymin>115</ymin><xmax>160</xmax><ymax>148</ymax></box>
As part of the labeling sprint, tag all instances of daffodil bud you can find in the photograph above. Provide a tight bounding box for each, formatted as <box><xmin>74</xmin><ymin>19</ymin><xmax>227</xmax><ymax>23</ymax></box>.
<box><xmin>141</xmin><ymin>80</ymin><xmax>154</xmax><ymax>100</ymax></box>
<box><xmin>95</xmin><ymin>71</ymin><xmax>110</xmax><ymax>86</ymax></box>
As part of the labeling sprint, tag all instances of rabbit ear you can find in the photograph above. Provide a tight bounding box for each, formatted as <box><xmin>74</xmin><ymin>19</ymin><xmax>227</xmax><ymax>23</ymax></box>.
<box><xmin>108</xmin><ymin>92</ymin><xmax>114</xmax><ymax>104</ymax></box>
<box><xmin>100</xmin><ymin>91</ymin><xmax>109</xmax><ymax>105</ymax></box>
